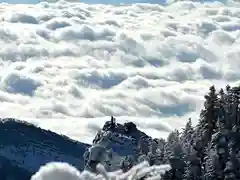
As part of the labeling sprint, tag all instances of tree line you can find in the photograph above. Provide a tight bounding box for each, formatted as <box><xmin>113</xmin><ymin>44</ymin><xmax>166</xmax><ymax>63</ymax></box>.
<box><xmin>159</xmin><ymin>85</ymin><xmax>240</xmax><ymax>180</ymax></box>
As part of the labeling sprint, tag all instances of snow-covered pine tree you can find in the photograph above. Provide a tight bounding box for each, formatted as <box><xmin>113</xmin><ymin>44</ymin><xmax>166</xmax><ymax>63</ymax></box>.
<box><xmin>181</xmin><ymin>118</ymin><xmax>194</xmax><ymax>156</ymax></box>
<box><xmin>164</xmin><ymin>130</ymin><xmax>180</xmax><ymax>162</ymax></box>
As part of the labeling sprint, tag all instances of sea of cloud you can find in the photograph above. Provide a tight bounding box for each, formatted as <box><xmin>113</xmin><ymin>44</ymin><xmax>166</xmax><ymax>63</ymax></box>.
<box><xmin>0</xmin><ymin>0</ymin><xmax>239</xmax><ymax>144</ymax></box>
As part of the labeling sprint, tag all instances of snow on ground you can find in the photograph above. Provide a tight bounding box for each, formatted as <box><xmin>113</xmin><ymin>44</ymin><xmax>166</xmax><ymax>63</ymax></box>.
<box><xmin>30</xmin><ymin>161</ymin><xmax>171</xmax><ymax>180</ymax></box>
<box><xmin>0</xmin><ymin>0</ymin><xmax>239</xmax><ymax>143</ymax></box>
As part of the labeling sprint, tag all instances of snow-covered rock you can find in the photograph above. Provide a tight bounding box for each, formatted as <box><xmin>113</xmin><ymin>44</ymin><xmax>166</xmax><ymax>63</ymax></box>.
<box><xmin>85</xmin><ymin>117</ymin><xmax>164</xmax><ymax>172</ymax></box>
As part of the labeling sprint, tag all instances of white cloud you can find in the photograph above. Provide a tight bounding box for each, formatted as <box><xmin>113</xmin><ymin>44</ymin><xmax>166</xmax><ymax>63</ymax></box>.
<box><xmin>30</xmin><ymin>161</ymin><xmax>171</xmax><ymax>180</ymax></box>
<box><xmin>30</xmin><ymin>162</ymin><xmax>82</xmax><ymax>180</ymax></box>
<box><xmin>0</xmin><ymin>0</ymin><xmax>239</xmax><ymax>143</ymax></box>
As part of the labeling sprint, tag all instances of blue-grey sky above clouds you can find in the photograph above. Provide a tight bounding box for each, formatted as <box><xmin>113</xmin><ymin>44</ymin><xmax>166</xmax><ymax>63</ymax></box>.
<box><xmin>0</xmin><ymin>0</ymin><xmax>166</xmax><ymax>4</ymax></box>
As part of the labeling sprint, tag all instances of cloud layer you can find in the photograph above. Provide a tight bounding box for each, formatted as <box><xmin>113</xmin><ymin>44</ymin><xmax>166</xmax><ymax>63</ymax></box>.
<box><xmin>0</xmin><ymin>0</ymin><xmax>239</xmax><ymax>143</ymax></box>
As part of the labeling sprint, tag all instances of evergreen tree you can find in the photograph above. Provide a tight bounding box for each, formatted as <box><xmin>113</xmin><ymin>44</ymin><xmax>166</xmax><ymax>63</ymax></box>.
<box><xmin>200</xmin><ymin>85</ymin><xmax>219</xmax><ymax>142</ymax></box>
<box><xmin>190</xmin><ymin>86</ymin><xmax>220</xmax><ymax>169</ymax></box>
<box><xmin>147</xmin><ymin>139</ymin><xmax>164</xmax><ymax>165</ymax></box>
<box><xmin>169</xmin><ymin>144</ymin><xmax>186</xmax><ymax>180</ymax></box>
<box><xmin>181</xmin><ymin>118</ymin><xmax>194</xmax><ymax>156</ymax></box>
<box><xmin>164</xmin><ymin>129</ymin><xmax>180</xmax><ymax>162</ymax></box>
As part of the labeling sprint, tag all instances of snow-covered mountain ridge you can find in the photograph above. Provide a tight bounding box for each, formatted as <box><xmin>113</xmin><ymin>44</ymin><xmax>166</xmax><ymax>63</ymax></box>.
<box><xmin>0</xmin><ymin>117</ymin><xmax>157</xmax><ymax>180</ymax></box>
<box><xmin>0</xmin><ymin>118</ymin><xmax>89</xmax><ymax>179</ymax></box>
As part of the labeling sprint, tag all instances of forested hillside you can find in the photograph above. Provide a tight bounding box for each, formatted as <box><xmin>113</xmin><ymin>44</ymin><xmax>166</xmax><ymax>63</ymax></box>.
<box><xmin>160</xmin><ymin>85</ymin><xmax>240</xmax><ymax>180</ymax></box>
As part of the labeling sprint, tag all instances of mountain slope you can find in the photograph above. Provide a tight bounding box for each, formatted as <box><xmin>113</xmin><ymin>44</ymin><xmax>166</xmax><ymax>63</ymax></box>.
<box><xmin>0</xmin><ymin>118</ymin><xmax>90</xmax><ymax>179</ymax></box>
